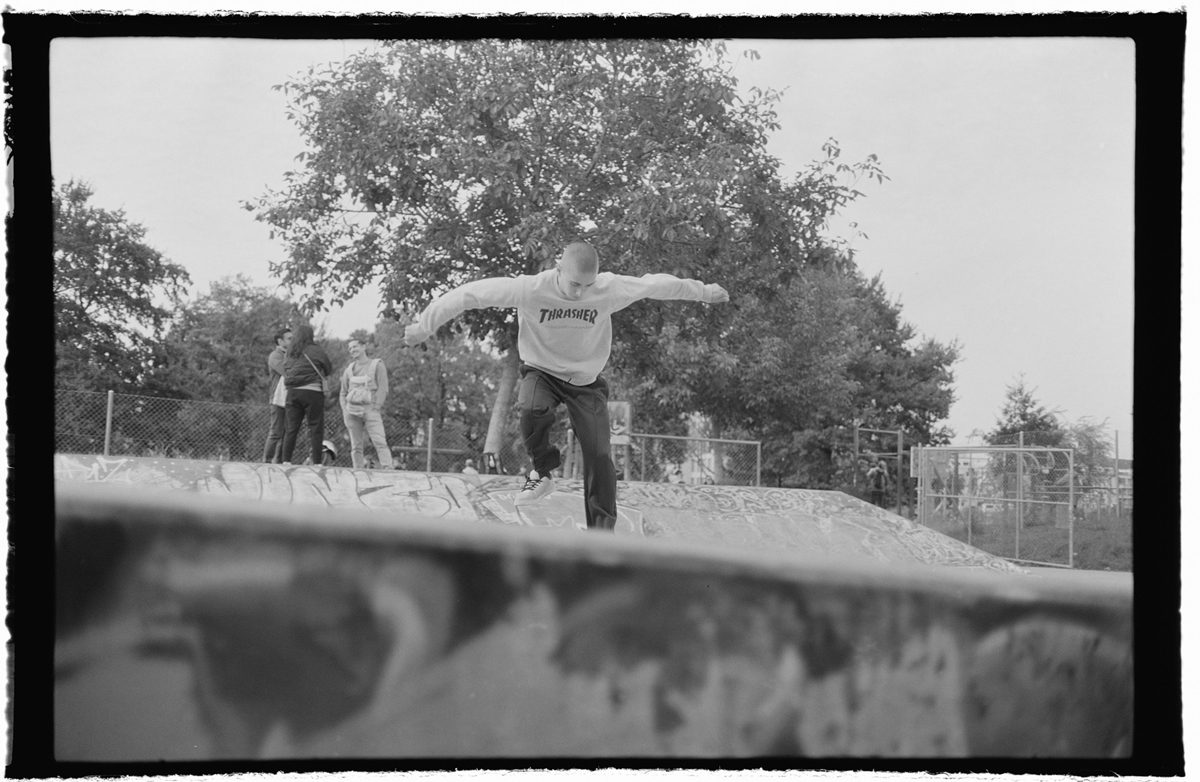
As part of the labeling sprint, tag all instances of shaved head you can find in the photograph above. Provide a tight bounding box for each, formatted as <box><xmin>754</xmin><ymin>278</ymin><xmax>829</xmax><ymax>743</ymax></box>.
<box><xmin>560</xmin><ymin>242</ymin><xmax>599</xmax><ymax>275</ymax></box>
<box><xmin>555</xmin><ymin>242</ymin><xmax>599</xmax><ymax>301</ymax></box>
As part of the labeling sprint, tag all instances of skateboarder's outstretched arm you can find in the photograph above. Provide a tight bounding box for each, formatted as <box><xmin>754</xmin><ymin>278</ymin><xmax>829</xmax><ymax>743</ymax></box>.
<box><xmin>611</xmin><ymin>273</ymin><xmax>730</xmax><ymax>308</ymax></box>
<box><xmin>403</xmin><ymin>277</ymin><xmax>524</xmax><ymax>347</ymax></box>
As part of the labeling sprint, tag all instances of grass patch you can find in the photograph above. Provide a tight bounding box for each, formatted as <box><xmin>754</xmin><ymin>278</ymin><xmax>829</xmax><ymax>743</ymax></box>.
<box><xmin>921</xmin><ymin>506</ymin><xmax>1132</xmax><ymax>571</ymax></box>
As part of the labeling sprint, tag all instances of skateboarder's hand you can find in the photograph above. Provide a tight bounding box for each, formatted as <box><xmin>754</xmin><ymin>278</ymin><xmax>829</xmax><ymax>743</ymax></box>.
<box><xmin>402</xmin><ymin>324</ymin><xmax>427</xmax><ymax>347</ymax></box>
<box><xmin>704</xmin><ymin>284</ymin><xmax>730</xmax><ymax>304</ymax></box>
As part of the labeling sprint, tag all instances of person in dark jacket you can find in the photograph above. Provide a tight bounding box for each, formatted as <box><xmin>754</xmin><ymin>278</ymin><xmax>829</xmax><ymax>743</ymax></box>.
<box><xmin>280</xmin><ymin>323</ymin><xmax>333</xmax><ymax>465</ymax></box>
<box><xmin>867</xmin><ymin>458</ymin><xmax>891</xmax><ymax>508</ymax></box>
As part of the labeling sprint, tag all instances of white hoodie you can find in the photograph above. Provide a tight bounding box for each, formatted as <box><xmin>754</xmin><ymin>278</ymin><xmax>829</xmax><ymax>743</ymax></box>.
<box><xmin>406</xmin><ymin>268</ymin><xmax>722</xmax><ymax>385</ymax></box>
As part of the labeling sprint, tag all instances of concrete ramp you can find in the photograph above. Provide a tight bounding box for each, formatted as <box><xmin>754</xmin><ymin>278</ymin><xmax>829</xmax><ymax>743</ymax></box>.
<box><xmin>54</xmin><ymin>455</ymin><xmax>1022</xmax><ymax>571</ymax></box>
<box><xmin>52</xmin><ymin>456</ymin><xmax>1132</xmax><ymax>761</ymax></box>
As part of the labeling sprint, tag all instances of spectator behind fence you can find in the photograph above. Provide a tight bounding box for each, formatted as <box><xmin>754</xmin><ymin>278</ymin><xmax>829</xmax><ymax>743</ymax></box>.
<box><xmin>280</xmin><ymin>323</ymin><xmax>333</xmax><ymax>465</ymax></box>
<box><xmin>867</xmin><ymin>459</ymin><xmax>890</xmax><ymax>507</ymax></box>
<box><xmin>339</xmin><ymin>338</ymin><xmax>394</xmax><ymax>470</ymax></box>
<box><xmin>262</xmin><ymin>327</ymin><xmax>293</xmax><ymax>463</ymax></box>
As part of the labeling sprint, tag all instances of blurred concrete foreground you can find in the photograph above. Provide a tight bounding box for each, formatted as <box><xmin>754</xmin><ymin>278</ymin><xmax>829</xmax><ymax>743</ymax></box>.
<box><xmin>53</xmin><ymin>454</ymin><xmax>1132</xmax><ymax>759</ymax></box>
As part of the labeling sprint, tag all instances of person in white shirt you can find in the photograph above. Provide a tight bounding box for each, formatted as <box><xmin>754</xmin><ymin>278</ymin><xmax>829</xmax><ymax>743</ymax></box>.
<box><xmin>404</xmin><ymin>241</ymin><xmax>729</xmax><ymax>531</ymax></box>
<box><xmin>262</xmin><ymin>327</ymin><xmax>292</xmax><ymax>463</ymax></box>
<box><xmin>339</xmin><ymin>338</ymin><xmax>395</xmax><ymax>469</ymax></box>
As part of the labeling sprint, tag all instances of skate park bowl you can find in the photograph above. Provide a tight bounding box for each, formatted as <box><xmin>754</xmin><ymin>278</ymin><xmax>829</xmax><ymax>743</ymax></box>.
<box><xmin>54</xmin><ymin>455</ymin><xmax>1132</xmax><ymax>760</ymax></box>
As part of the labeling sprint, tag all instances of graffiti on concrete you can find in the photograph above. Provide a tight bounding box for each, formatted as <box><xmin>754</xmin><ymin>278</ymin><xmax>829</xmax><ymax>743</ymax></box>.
<box><xmin>53</xmin><ymin>483</ymin><xmax>1133</xmax><ymax>760</ymax></box>
<box><xmin>53</xmin><ymin>454</ymin><xmax>643</xmax><ymax>534</ymax></box>
<box><xmin>614</xmin><ymin>480</ymin><xmax>1024</xmax><ymax>572</ymax></box>
<box><xmin>55</xmin><ymin>454</ymin><xmax>1024</xmax><ymax>570</ymax></box>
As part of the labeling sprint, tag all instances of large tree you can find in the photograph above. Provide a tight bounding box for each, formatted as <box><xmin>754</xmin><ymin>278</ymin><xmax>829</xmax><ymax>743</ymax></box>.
<box><xmin>152</xmin><ymin>276</ymin><xmax>298</xmax><ymax>403</ymax></box>
<box><xmin>366</xmin><ymin>320</ymin><xmax>500</xmax><ymax>456</ymax></box>
<box><xmin>246</xmin><ymin>40</ymin><xmax>886</xmax><ymax>459</ymax></box>
<box><xmin>983</xmin><ymin>377</ymin><xmax>1069</xmax><ymax>511</ymax></box>
<box><xmin>609</xmin><ymin>257</ymin><xmax>959</xmax><ymax>488</ymax></box>
<box><xmin>54</xmin><ymin>179</ymin><xmax>191</xmax><ymax>390</ymax></box>
<box><xmin>986</xmin><ymin>377</ymin><xmax>1066</xmax><ymax>447</ymax></box>
<box><xmin>100</xmin><ymin>277</ymin><xmax>303</xmax><ymax>461</ymax></box>
<box><xmin>842</xmin><ymin>271</ymin><xmax>959</xmax><ymax>441</ymax></box>
<box><xmin>1062</xmin><ymin>416</ymin><xmax>1116</xmax><ymax>490</ymax></box>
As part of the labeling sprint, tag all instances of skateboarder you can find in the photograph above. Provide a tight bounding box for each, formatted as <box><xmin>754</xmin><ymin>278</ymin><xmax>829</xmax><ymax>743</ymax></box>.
<box><xmin>403</xmin><ymin>241</ymin><xmax>729</xmax><ymax>530</ymax></box>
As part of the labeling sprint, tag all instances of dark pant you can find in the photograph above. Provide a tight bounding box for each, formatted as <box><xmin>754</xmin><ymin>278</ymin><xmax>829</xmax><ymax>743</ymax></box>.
<box><xmin>263</xmin><ymin>404</ymin><xmax>286</xmax><ymax>462</ymax></box>
<box><xmin>517</xmin><ymin>366</ymin><xmax>616</xmax><ymax>531</ymax></box>
<box><xmin>281</xmin><ymin>388</ymin><xmax>325</xmax><ymax>464</ymax></box>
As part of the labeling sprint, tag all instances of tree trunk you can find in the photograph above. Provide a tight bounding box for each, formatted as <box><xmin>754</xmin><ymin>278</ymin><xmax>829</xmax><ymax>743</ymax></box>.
<box><xmin>710</xmin><ymin>421</ymin><xmax>726</xmax><ymax>485</ymax></box>
<box><xmin>482</xmin><ymin>349</ymin><xmax>520</xmax><ymax>472</ymax></box>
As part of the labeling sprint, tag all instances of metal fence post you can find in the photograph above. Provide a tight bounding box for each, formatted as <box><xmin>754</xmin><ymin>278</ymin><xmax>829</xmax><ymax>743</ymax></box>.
<box><xmin>913</xmin><ymin>446</ymin><xmax>923</xmax><ymax>526</ymax></box>
<box><xmin>852</xmin><ymin>426</ymin><xmax>860</xmax><ymax>489</ymax></box>
<box><xmin>755</xmin><ymin>441</ymin><xmax>762</xmax><ymax>487</ymax></box>
<box><xmin>104</xmin><ymin>390</ymin><xmax>114</xmax><ymax>457</ymax></box>
<box><xmin>1114</xmin><ymin>430</ymin><xmax>1121</xmax><ymax>520</ymax></box>
<box><xmin>1016</xmin><ymin>431</ymin><xmax>1024</xmax><ymax>560</ymax></box>
<box><xmin>1068</xmin><ymin>448</ymin><xmax>1076</xmax><ymax>569</ymax></box>
<box><xmin>426</xmin><ymin>417</ymin><xmax>434</xmax><ymax>472</ymax></box>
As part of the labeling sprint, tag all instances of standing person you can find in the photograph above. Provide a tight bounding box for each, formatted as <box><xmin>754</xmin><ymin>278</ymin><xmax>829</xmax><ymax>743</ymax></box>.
<box><xmin>867</xmin><ymin>458</ymin><xmax>890</xmax><ymax>508</ymax></box>
<box><xmin>262</xmin><ymin>327</ymin><xmax>292</xmax><ymax>463</ymax></box>
<box><xmin>403</xmin><ymin>241</ymin><xmax>729</xmax><ymax>531</ymax></box>
<box><xmin>280</xmin><ymin>323</ymin><xmax>333</xmax><ymax>465</ymax></box>
<box><xmin>339</xmin><ymin>338</ymin><xmax>395</xmax><ymax>470</ymax></box>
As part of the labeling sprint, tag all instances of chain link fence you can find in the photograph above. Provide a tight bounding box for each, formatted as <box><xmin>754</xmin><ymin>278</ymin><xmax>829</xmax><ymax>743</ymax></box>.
<box><xmin>561</xmin><ymin>431</ymin><xmax>761</xmax><ymax>486</ymax></box>
<box><xmin>913</xmin><ymin>445</ymin><xmax>1079</xmax><ymax>567</ymax></box>
<box><xmin>55</xmin><ymin>389</ymin><xmax>762</xmax><ymax>486</ymax></box>
<box><xmin>986</xmin><ymin>430</ymin><xmax>1133</xmax><ymax>522</ymax></box>
<box><xmin>851</xmin><ymin>426</ymin><xmax>911</xmax><ymax>516</ymax></box>
<box><xmin>54</xmin><ymin>389</ymin><xmax>473</xmax><ymax>471</ymax></box>
<box><xmin>56</xmin><ymin>389</ymin><xmax>284</xmax><ymax>462</ymax></box>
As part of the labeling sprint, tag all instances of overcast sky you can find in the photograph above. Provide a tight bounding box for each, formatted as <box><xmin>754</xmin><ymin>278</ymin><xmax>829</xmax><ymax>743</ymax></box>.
<box><xmin>50</xmin><ymin>34</ymin><xmax>1136</xmax><ymax>454</ymax></box>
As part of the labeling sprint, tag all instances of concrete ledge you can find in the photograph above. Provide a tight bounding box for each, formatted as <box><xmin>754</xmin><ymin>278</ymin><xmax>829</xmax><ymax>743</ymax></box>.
<box><xmin>55</xmin><ymin>479</ymin><xmax>1132</xmax><ymax>760</ymax></box>
<box><xmin>54</xmin><ymin>454</ymin><xmax>1028</xmax><ymax>572</ymax></box>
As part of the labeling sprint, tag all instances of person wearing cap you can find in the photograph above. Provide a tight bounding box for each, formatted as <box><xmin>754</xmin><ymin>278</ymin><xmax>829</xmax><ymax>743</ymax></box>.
<box><xmin>404</xmin><ymin>240</ymin><xmax>729</xmax><ymax>531</ymax></box>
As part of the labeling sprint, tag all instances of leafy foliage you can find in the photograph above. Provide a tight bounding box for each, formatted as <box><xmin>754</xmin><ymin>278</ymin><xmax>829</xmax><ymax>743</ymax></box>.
<box><xmin>979</xmin><ymin>379</ymin><xmax>1130</xmax><ymax>518</ymax></box>
<box><xmin>842</xmin><ymin>274</ymin><xmax>959</xmax><ymax>441</ymax></box>
<box><xmin>151</xmin><ymin>276</ymin><xmax>298</xmax><ymax>403</ymax></box>
<box><xmin>247</xmin><ymin>39</ymin><xmax>957</xmax><ymax>484</ymax></box>
<box><xmin>54</xmin><ymin>179</ymin><xmax>191</xmax><ymax>390</ymax></box>
<box><xmin>246</xmin><ymin>41</ymin><xmax>882</xmax><ymax>338</ymax></box>
<box><xmin>611</xmin><ymin>263</ymin><xmax>959</xmax><ymax>488</ymax></box>
<box><xmin>365</xmin><ymin>320</ymin><xmax>499</xmax><ymax>455</ymax></box>
<box><xmin>1062</xmin><ymin>416</ymin><xmax>1116</xmax><ymax>488</ymax></box>
<box><xmin>985</xmin><ymin>376</ymin><xmax>1067</xmax><ymax>447</ymax></box>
